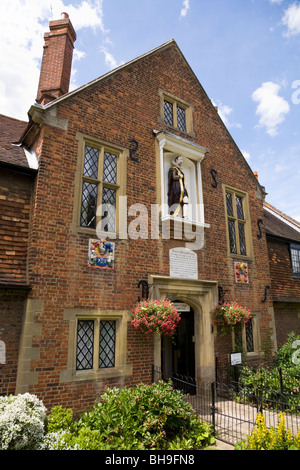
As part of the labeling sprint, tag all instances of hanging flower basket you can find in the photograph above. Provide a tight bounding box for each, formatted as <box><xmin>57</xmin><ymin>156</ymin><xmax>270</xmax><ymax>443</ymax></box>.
<box><xmin>131</xmin><ymin>299</ymin><xmax>181</xmax><ymax>337</ymax></box>
<box><xmin>211</xmin><ymin>301</ymin><xmax>253</xmax><ymax>336</ymax></box>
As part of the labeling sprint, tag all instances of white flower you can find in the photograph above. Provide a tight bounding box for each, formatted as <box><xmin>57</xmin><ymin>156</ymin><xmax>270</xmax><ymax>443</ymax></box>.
<box><xmin>0</xmin><ymin>393</ymin><xmax>47</xmax><ymax>450</ymax></box>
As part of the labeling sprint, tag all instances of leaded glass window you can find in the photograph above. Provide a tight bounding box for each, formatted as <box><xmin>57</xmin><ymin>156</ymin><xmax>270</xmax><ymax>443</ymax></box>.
<box><xmin>238</xmin><ymin>222</ymin><xmax>247</xmax><ymax>256</ymax></box>
<box><xmin>80</xmin><ymin>182</ymin><xmax>98</xmax><ymax>228</ymax></box>
<box><xmin>234</xmin><ymin>319</ymin><xmax>254</xmax><ymax>354</ymax></box>
<box><xmin>225</xmin><ymin>190</ymin><xmax>248</xmax><ymax>256</ymax></box>
<box><xmin>164</xmin><ymin>100</ymin><xmax>173</xmax><ymax>126</ymax></box>
<box><xmin>102</xmin><ymin>187</ymin><xmax>116</xmax><ymax>232</ymax></box>
<box><xmin>246</xmin><ymin>319</ymin><xmax>254</xmax><ymax>353</ymax></box>
<box><xmin>99</xmin><ymin>321</ymin><xmax>116</xmax><ymax>368</ymax></box>
<box><xmin>226</xmin><ymin>192</ymin><xmax>234</xmax><ymax>217</ymax></box>
<box><xmin>163</xmin><ymin>98</ymin><xmax>187</xmax><ymax>132</ymax></box>
<box><xmin>236</xmin><ymin>196</ymin><xmax>244</xmax><ymax>220</ymax></box>
<box><xmin>228</xmin><ymin>219</ymin><xmax>237</xmax><ymax>254</ymax></box>
<box><xmin>177</xmin><ymin>106</ymin><xmax>186</xmax><ymax>132</ymax></box>
<box><xmin>83</xmin><ymin>146</ymin><xmax>99</xmax><ymax>178</ymax></box>
<box><xmin>103</xmin><ymin>152</ymin><xmax>117</xmax><ymax>184</ymax></box>
<box><xmin>234</xmin><ymin>323</ymin><xmax>243</xmax><ymax>352</ymax></box>
<box><xmin>76</xmin><ymin>319</ymin><xmax>117</xmax><ymax>371</ymax></box>
<box><xmin>80</xmin><ymin>143</ymin><xmax>119</xmax><ymax>233</ymax></box>
<box><xmin>76</xmin><ymin>320</ymin><xmax>94</xmax><ymax>370</ymax></box>
<box><xmin>291</xmin><ymin>244</ymin><xmax>300</xmax><ymax>276</ymax></box>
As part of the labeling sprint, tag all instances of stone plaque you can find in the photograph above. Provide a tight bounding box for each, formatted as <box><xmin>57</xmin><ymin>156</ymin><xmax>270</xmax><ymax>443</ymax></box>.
<box><xmin>0</xmin><ymin>340</ymin><xmax>6</xmax><ymax>364</ymax></box>
<box><xmin>169</xmin><ymin>247</ymin><xmax>198</xmax><ymax>280</ymax></box>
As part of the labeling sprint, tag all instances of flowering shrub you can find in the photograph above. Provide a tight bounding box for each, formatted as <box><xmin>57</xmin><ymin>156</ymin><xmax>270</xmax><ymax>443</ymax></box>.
<box><xmin>0</xmin><ymin>386</ymin><xmax>216</xmax><ymax>450</ymax></box>
<box><xmin>131</xmin><ymin>299</ymin><xmax>181</xmax><ymax>337</ymax></box>
<box><xmin>64</xmin><ymin>381</ymin><xmax>216</xmax><ymax>450</ymax></box>
<box><xmin>211</xmin><ymin>301</ymin><xmax>252</xmax><ymax>336</ymax></box>
<box><xmin>0</xmin><ymin>393</ymin><xmax>46</xmax><ymax>450</ymax></box>
<box><xmin>235</xmin><ymin>412</ymin><xmax>300</xmax><ymax>450</ymax></box>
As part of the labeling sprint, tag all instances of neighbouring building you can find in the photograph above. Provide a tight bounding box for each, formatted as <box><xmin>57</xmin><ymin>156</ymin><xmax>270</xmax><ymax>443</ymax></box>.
<box><xmin>0</xmin><ymin>13</ymin><xmax>298</xmax><ymax>414</ymax></box>
<box><xmin>264</xmin><ymin>202</ymin><xmax>300</xmax><ymax>347</ymax></box>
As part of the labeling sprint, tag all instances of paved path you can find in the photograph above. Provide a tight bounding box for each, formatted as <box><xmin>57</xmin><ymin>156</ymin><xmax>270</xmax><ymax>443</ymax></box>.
<box><xmin>188</xmin><ymin>393</ymin><xmax>300</xmax><ymax>447</ymax></box>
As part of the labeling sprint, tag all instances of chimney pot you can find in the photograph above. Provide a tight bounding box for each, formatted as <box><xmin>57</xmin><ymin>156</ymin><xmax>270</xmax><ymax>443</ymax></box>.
<box><xmin>36</xmin><ymin>15</ymin><xmax>76</xmax><ymax>105</ymax></box>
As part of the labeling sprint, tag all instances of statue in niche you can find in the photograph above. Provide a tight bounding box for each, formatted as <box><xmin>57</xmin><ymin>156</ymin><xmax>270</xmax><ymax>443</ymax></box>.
<box><xmin>167</xmin><ymin>155</ymin><xmax>189</xmax><ymax>218</ymax></box>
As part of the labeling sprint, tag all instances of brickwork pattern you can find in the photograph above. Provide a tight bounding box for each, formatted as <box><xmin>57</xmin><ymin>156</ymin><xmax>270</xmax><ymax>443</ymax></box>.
<box><xmin>18</xmin><ymin>43</ymin><xmax>274</xmax><ymax>412</ymax></box>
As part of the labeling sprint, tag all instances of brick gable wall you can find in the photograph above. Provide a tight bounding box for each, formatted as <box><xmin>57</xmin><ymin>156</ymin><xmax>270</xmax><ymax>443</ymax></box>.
<box><xmin>14</xmin><ymin>42</ymin><xmax>274</xmax><ymax>412</ymax></box>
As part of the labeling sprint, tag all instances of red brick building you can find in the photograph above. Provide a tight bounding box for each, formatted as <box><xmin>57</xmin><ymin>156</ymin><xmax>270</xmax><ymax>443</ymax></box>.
<box><xmin>264</xmin><ymin>202</ymin><xmax>300</xmax><ymax>347</ymax></box>
<box><xmin>1</xmin><ymin>14</ymin><xmax>297</xmax><ymax>413</ymax></box>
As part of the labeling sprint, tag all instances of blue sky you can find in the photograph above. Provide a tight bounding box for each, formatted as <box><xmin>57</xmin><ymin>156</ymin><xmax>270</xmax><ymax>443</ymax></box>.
<box><xmin>1</xmin><ymin>0</ymin><xmax>300</xmax><ymax>221</ymax></box>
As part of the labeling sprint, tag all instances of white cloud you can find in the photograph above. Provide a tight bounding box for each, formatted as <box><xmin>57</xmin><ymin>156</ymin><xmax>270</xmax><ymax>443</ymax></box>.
<box><xmin>282</xmin><ymin>3</ymin><xmax>300</xmax><ymax>37</ymax></box>
<box><xmin>0</xmin><ymin>0</ymin><xmax>106</xmax><ymax>121</ymax></box>
<box><xmin>251</xmin><ymin>81</ymin><xmax>290</xmax><ymax>136</ymax></box>
<box><xmin>241</xmin><ymin>150</ymin><xmax>251</xmax><ymax>162</ymax></box>
<box><xmin>269</xmin><ymin>0</ymin><xmax>283</xmax><ymax>4</ymax></box>
<box><xmin>100</xmin><ymin>47</ymin><xmax>123</xmax><ymax>70</ymax></box>
<box><xmin>180</xmin><ymin>0</ymin><xmax>190</xmax><ymax>18</ymax></box>
<box><xmin>213</xmin><ymin>100</ymin><xmax>242</xmax><ymax>129</ymax></box>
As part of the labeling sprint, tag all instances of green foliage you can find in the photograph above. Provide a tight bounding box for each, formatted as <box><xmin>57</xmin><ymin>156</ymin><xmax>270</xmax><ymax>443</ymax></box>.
<box><xmin>0</xmin><ymin>393</ymin><xmax>47</xmax><ymax>450</ymax></box>
<box><xmin>276</xmin><ymin>332</ymin><xmax>300</xmax><ymax>370</ymax></box>
<box><xmin>46</xmin><ymin>381</ymin><xmax>215</xmax><ymax>450</ymax></box>
<box><xmin>236</xmin><ymin>333</ymin><xmax>300</xmax><ymax>411</ymax></box>
<box><xmin>235</xmin><ymin>412</ymin><xmax>300</xmax><ymax>450</ymax></box>
<box><xmin>46</xmin><ymin>405</ymin><xmax>75</xmax><ymax>433</ymax></box>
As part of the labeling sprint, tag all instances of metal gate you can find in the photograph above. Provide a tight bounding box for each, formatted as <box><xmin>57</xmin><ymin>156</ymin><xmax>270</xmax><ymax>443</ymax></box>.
<box><xmin>152</xmin><ymin>365</ymin><xmax>300</xmax><ymax>446</ymax></box>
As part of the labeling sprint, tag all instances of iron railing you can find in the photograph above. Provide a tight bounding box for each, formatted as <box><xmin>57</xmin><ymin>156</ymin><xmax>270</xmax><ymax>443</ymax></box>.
<box><xmin>152</xmin><ymin>365</ymin><xmax>300</xmax><ymax>445</ymax></box>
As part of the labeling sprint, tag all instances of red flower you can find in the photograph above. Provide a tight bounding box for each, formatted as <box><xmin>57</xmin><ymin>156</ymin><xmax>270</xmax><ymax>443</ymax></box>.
<box><xmin>131</xmin><ymin>299</ymin><xmax>181</xmax><ymax>337</ymax></box>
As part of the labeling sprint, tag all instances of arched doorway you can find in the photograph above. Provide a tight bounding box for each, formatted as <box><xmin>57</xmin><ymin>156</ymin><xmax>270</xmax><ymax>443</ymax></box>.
<box><xmin>161</xmin><ymin>304</ymin><xmax>195</xmax><ymax>380</ymax></box>
<box><xmin>149</xmin><ymin>275</ymin><xmax>218</xmax><ymax>384</ymax></box>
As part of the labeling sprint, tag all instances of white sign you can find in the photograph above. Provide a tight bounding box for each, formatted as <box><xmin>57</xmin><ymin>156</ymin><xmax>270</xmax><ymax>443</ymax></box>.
<box><xmin>231</xmin><ymin>352</ymin><xmax>242</xmax><ymax>366</ymax></box>
<box><xmin>173</xmin><ymin>302</ymin><xmax>191</xmax><ymax>312</ymax></box>
<box><xmin>169</xmin><ymin>248</ymin><xmax>198</xmax><ymax>280</ymax></box>
<box><xmin>0</xmin><ymin>341</ymin><xmax>6</xmax><ymax>364</ymax></box>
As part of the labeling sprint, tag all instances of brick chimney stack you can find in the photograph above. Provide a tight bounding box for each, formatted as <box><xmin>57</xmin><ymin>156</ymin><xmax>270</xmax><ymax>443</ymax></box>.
<box><xmin>36</xmin><ymin>12</ymin><xmax>76</xmax><ymax>105</ymax></box>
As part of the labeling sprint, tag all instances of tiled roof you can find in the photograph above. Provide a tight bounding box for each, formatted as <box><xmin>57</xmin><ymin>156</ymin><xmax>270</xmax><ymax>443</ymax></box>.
<box><xmin>0</xmin><ymin>114</ymin><xmax>29</xmax><ymax>168</ymax></box>
<box><xmin>264</xmin><ymin>202</ymin><xmax>300</xmax><ymax>243</ymax></box>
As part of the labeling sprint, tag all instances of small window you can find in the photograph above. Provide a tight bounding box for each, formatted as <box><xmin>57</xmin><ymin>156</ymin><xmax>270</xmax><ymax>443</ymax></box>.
<box><xmin>159</xmin><ymin>89</ymin><xmax>193</xmax><ymax>134</ymax></box>
<box><xmin>224</xmin><ymin>188</ymin><xmax>251</xmax><ymax>257</ymax></box>
<box><xmin>163</xmin><ymin>99</ymin><xmax>187</xmax><ymax>132</ymax></box>
<box><xmin>99</xmin><ymin>320</ymin><xmax>116</xmax><ymax>368</ymax></box>
<box><xmin>177</xmin><ymin>105</ymin><xmax>186</xmax><ymax>132</ymax></box>
<box><xmin>234</xmin><ymin>319</ymin><xmax>254</xmax><ymax>354</ymax></box>
<box><xmin>76</xmin><ymin>320</ymin><xmax>94</xmax><ymax>370</ymax></box>
<box><xmin>76</xmin><ymin>319</ymin><xmax>116</xmax><ymax>371</ymax></box>
<box><xmin>290</xmin><ymin>243</ymin><xmax>300</xmax><ymax>277</ymax></box>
